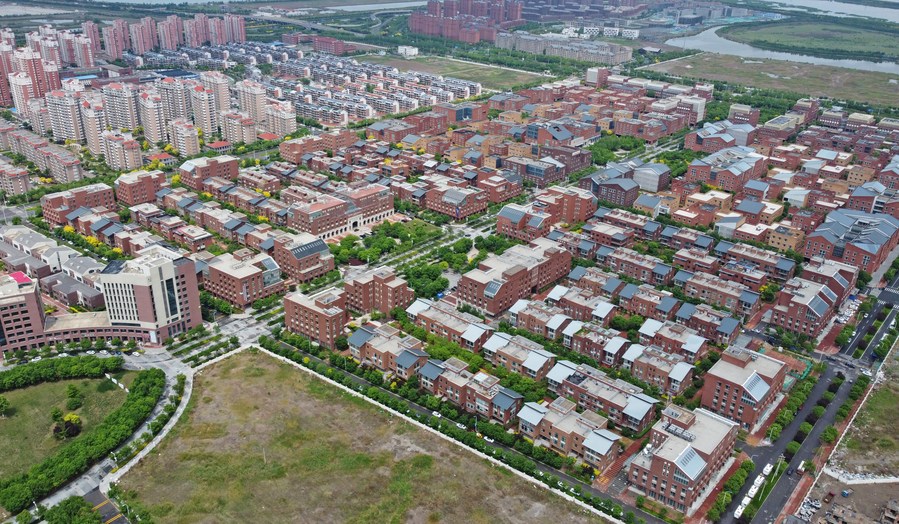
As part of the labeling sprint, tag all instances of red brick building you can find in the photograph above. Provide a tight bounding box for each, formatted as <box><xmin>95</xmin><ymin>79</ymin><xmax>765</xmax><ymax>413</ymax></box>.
<box><xmin>344</xmin><ymin>266</ymin><xmax>415</xmax><ymax>316</ymax></box>
<box><xmin>41</xmin><ymin>183</ymin><xmax>116</xmax><ymax>226</ymax></box>
<box><xmin>179</xmin><ymin>155</ymin><xmax>240</xmax><ymax>190</ymax></box>
<box><xmin>628</xmin><ymin>405</ymin><xmax>738</xmax><ymax>513</ymax></box>
<box><xmin>284</xmin><ymin>287</ymin><xmax>347</xmax><ymax>349</ymax></box>
<box><xmin>701</xmin><ymin>347</ymin><xmax>787</xmax><ymax>429</ymax></box>
<box><xmin>203</xmin><ymin>250</ymin><xmax>286</xmax><ymax>308</ymax></box>
<box><xmin>459</xmin><ymin>238</ymin><xmax>571</xmax><ymax>316</ymax></box>
<box><xmin>114</xmin><ymin>169</ymin><xmax>167</xmax><ymax>206</ymax></box>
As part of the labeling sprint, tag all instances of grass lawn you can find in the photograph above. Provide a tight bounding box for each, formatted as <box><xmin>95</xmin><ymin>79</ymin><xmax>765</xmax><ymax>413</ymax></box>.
<box><xmin>118</xmin><ymin>351</ymin><xmax>602</xmax><ymax>524</ymax></box>
<box><xmin>721</xmin><ymin>22</ymin><xmax>899</xmax><ymax>62</ymax></box>
<box><xmin>360</xmin><ymin>55</ymin><xmax>546</xmax><ymax>91</ymax></box>
<box><xmin>838</xmin><ymin>346</ymin><xmax>899</xmax><ymax>474</ymax></box>
<box><xmin>0</xmin><ymin>374</ymin><xmax>132</xmax><ymax>479</ymax></box>
<box><xmin>646</xmin><ymin>53</ymin><xmax>899</xmax><ymax>107</ymax></box>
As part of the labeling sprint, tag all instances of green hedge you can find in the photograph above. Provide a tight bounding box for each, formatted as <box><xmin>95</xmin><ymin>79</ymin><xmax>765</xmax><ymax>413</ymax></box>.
<box><xmin>0</xmin><ymin>356</ymin><xmax>123</xmax><ymax>393</ymax></box>
<box><xmin>0</xmin><ymin>368</ymin><xmax>166</xmax><ymax>513</ymax></box>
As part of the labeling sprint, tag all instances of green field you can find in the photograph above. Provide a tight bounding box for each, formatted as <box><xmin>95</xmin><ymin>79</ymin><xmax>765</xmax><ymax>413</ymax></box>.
<box><xmin>720</xmin><ymin>22</ymin><xmax>899</xmax><ymax>62</ymax></box>
<box><xmin>118</xmin><ymin>351</ymin><xmax>601</xmax><ymax>524</ymax></box>
<box><xmin>646</xmin><ymin>53</ymin><xmax>899</xmax><ymax>107</ymax></box>
<box><xmin>0</xmin><ymin>375</ymin><xmax>131</xmax><ymax>479</ymax></box>
<box><xmin>360</xmin><ymin>55</ymin><xmax>547</xmax><ymax>91</ymax></box>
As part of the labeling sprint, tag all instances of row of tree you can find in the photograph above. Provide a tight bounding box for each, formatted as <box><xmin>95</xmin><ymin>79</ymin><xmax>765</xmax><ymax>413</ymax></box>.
<box><xmin>0</xmin><ymin>367</ymin><xmax>166</xmax><ymax>513</ymax></box>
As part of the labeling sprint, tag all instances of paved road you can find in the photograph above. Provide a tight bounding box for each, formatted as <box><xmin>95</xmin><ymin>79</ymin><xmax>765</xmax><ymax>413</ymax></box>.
<box><xmin>719</xmin><ymin>365</ymin><xmax>846</xmax><ymax>524</ymax></box>
<box><xmin>751</xmin><ymin>367</ymin><xmax>854</xmax><ymax>524</ymax></box>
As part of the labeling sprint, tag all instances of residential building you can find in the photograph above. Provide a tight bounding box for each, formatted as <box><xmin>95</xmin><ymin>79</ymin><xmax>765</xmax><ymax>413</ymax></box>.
<box><xmin>284</xmin><ymin>287</ymin><xmax>347</xmax><ymax>349</ymax></box>
<box><xmin>518</xmin><ymin>397</ymin><xmax>621</xmax><ymax>471</ymax></box>
<box><xmin>406</xmin><ymin>298</ymin><xmax>493</xmax><ymax>352</ymax></box>
<box><xmin>101</xmin><ymin>83</ymin><xmax>140</xmax><ymax>131</ymax></box>
<box><xmin>115</xmin><ymin>169</ymin><xmax>166</xmax><ymax>206</ymax></box>
<box><xmin>271</xmin><ymin>232</ymin><xmax>335</xmax><ymax>283</ymax></box>
<box><xmin>459</xmin><ymin>238</ymin><xmax>572</xmax><ymax>316</ymax></box>
<box><xmin>482</xmin><ymin>332</ymin><xmax>556</xmax><ymax>380</ymax></box>
<box><xmin>204</xmin><ymin>249</ymin><xmax>285</xmax><ymax>308</ymax></box>
<box><xmin>701</xmin><ymin>347</ymin><xmax>787</xmax><ymax>429</ymax></box>
<box><xmin>430</xmin><ymin>357</ymin><xmax>524</xmax><ymax>426</ymax></box>
<box><xmin>344</xmin><ymin>266</ymin><xmax>414</xmax><ymax>316</ymax></box>
<box><xmin>770</xmin><ymin>276</ymin><xmax>839</xmax><ymax>336</ymax></box>
<box><xmin>168</xmin><ymin>118</ymin><xmax>201</xmax><ymax>157</ymax></box>
<box><xmin>41</xmin><ymin>183</ymin><xmax>115</xmax><ymax>226</ymax></box>
<box><xmin>628</xmin><ymin>405</ymin><xmax>738</xmax><ymax>512</ymax></box>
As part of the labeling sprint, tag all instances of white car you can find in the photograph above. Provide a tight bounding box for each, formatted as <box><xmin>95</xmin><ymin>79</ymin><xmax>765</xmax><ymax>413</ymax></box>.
<box><xmin>431</xmin><ymin>411</ymin><xmax>442</xmax><ymax>418</ymax></box>
<box><xmin>86</xmin><ymin>350</ymin><xmax>96</xmax><ymax>355</ymax></box>
<box><xmin>483</xmin><ymin>436</ymin><xmax>495</xmax><ymax>443</ymax></box>
<box><xmin>455</xmin><ymin>423</ymin><xmax>466</xmax><ymax>430</ymax></box>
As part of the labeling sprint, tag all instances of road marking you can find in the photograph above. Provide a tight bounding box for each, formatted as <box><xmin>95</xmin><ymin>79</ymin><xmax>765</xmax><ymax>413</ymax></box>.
<box><xmin>92</xmin><ymin>500</ymin><xmax>109</xmax><ymax>510</ymax></box>
<box><xmin>104</xmin><ymin>514</ymin><xmax>123</xmax><ymax>524</ymax></box>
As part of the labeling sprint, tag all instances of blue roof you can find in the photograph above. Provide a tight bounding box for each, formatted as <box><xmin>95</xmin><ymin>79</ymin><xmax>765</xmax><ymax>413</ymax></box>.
<box><xmin>676</xmin><ymin>302</ymin><xmax>697</xmax><ymax>320</ymax></box>
<box><xmin>568</xmin><ymin>266</ymin><xmax>587</xmax><ymax>281</ymax></box>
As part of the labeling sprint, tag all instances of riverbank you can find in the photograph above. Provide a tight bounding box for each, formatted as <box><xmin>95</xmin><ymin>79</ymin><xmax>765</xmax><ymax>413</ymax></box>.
<box><xmin>647</xmin><ymin>52</ymin><xmax>899</xmax><ymax>107</ymax></box>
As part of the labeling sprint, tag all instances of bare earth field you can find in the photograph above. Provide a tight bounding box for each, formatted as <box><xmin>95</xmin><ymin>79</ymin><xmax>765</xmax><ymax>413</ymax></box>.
<box><xmin>118</xmin><ymin>351</ymin><xmax>603</xmax><ymax>524</ymax></box>
<box><xmin>808</xmin><ymin>477</ymin><xmax>899</xmax><ymax>522</ymax></box>
<box><xmin>646</xmin><ymin>53</ymin><xmax>899</xmax><ymax>107</ymax></box>
<box><xmin>832</xmin><ymin>346</ymin><xmax>899</xmax><ymax>476</ymax></box>
<box><xmin>360</xmin><ymin>55</ymin><xmax>546</xmax><ymax>90</ymax></box>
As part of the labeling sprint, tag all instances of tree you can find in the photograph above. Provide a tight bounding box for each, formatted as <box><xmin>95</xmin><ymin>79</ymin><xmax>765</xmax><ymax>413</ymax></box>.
<box><xmin>229</xmin><ymin>336</ymin><xmax>240</xmax><ymax>348</ymax></box>
<box><xmin>43</xmin><ymin>496</ymin><xmax>101</xmax><ymax>524</ymax></box>
<box><xmin>820</xmin><ymin>426</ymin><xmax>839</xmax><ymax>444</ymax></box>
<box><xmin>335</xmin><ymin>335</ymin><xmax>349</xmax><ymax>351</ymax></box>
<box><xmin>857</xmin><ymin>271</ymin><xmax>872</xmax><ymax>289</ymax></box>
<box><xmin>0</xmin><ymin>395</ymin><xmax>9</xmax><ymax>417</ymax></box>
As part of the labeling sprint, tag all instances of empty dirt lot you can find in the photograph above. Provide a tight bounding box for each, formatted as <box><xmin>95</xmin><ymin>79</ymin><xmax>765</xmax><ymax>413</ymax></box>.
<box><xmin>118</xmin><ymin>350</ymin><xmax>605</xmax><ymax>523</ymax></box>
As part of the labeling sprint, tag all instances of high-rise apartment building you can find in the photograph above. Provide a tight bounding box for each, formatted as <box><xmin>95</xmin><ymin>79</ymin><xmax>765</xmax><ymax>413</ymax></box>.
<box><xmin>264</xmin><ymin>103</ymin><xmax>297</xmax><ymax>137</ymax></box>
<box><xmin>208</xmin><ymin>17</ymin><xmax>226</xmax><ymax>46</ymax></box>
<box><xmin>81</xmin><ymin>21</ymin><xmax>101</xmax><ymax>54</ymax></box>
<box><xmin>102</xmin><ymin>131</ymin><xmax>142</xmax><ymax>171</ymax></box>
<box><xmin>168</xmin><ymin>118</ymin><xmax>201</xmax><ymax>157</ymax></box>
<box><xmin>72</xmin><ymin>34</ymin><xmax>95</xmax><ymax>68</ymax></box>
<box><xmin>220</xmin><ymin>110</ymin><xmax>256</xmax><ymax>144</ymax></box>
<box><xmin>8</xmin><ymin>72</ymin><xmax>35</xmax><ymax>117</ymax></box>
<box><xmin>189</xmin><ymin>85</ymin><xmax>217</xmax><ymax>135</ymax></box>
<box><xmin>200</xmin><ymin>70</ymin><xmax>230</xmax><ymax>112</ymax></box>
<box><xmin>79</xmin><ymin>98</ymin><xmax>106</xmax><ymax>156</ymax></box>
<box><xmin>0</xmin><ymin>28</ymin><xmax>14</xmax><ymax>46</ymax></box>
<box><xmin>224</xmin><ymin>15</ymin><xmax>246</xmax><ymax>43</ymax></box>
<box><xmin>235</xmin><ymin>79</ymin><xmax>266</xmax><ymax>123</ymax></box>
<box><xmin>157</xmin><ymin>77</ymin><xmax>192</xmax><ymax>121</ymax></box>
<box><xmin>0</xmin><ymin>43</ymin><xmax>16</xmax><ymax>106</ymax></box>
<box><xmin>138</xmin><ymin>90</ymin><xmax>166</xmax><ymax>145</ymax></box>
<box><xmin>102</xmin><ymin>82</ymin><xmax>140</xmax><ymax>131</ymax></box>
<box><xmin>101</xmin><ymin>25</ymin><xmax>124</xmax><ymax>60</ymax></box>
<box><xmin>46</xmin><ymin>90</ymin><xmax>84</xmax><ymax>142</ymax></box>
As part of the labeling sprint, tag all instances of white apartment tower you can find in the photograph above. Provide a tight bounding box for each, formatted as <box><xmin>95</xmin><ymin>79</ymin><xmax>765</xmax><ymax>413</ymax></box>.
<box><xmin>138</xmin><ymin>90</ymin><xmax>166</xmax><ymax>145</ymax></box>
<box><xmin>189</xmin><ymin>85</ymin><xmax>218</xmax><ymax>135</ymax></box>
<box><xmin>46</xmin><ymin>90</ymin><xmax>84</xmax><ymax>142</ymax></box>
<box><xmin>200</xmin><ymin>70</ymin><xmax>231</xmax><ymax>112</ymax></box>
<box><xmin>102</xmin><ymin>83</ymin><xmax>140</xmax><ymax>131</ymax></box>
<box><xmin>235</xmin><ymin>79</ymin><xmax>266</xmax><ymax>123</ymax></box>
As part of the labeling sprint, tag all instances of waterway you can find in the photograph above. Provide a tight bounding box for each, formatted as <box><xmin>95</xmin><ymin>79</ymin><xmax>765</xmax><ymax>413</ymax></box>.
<box><xmin>756</xmin><ymin>0</ymin><xmax>899</xmax><ymax>22</ymax></box>
<box><xmin>332</xmin><ymin>1</ymin><xmax>427</xmax><ymax>11</ymax></box>
<box><xmin>665</xmin><ymin>26</ymin><xmax>899</xmax><ymax>75</ymax></box>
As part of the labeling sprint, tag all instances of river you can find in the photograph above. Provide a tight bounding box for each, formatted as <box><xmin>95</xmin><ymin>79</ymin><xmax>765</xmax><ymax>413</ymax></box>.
<box><xmin>756</xmin><ymin>0</ymin><xmax>899</xmax><ymax>22</ymax></box>
<box><xmin>666</xmin><ymin>26</ymin><xmax>899</xmax><ymax>75</ymax></box>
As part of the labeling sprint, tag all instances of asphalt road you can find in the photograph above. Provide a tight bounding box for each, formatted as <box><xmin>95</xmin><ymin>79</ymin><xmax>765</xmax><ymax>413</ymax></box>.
<box><xmin>719</xmin><ymin>365</ymin><xmax>846</xmax><ymax>524</ymax></box>
<box><xmin>750</xmin><ymin>367</ymin><xmax>854</xmax><ymax>524</ymax></box>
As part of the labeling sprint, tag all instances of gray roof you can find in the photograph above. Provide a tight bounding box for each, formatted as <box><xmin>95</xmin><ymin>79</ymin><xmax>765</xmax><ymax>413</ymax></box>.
<box><xmin>347</xmin><ymin>326</ymin><xmax>375</xmax><ymax>349</ymax></box>
<box><xmin>743</xmin><ymin>372</ymin><xmax>770</xmax><ymax>402</ymax></box>
<box><xmin>658</xmin><ymin>296</ymin><xmax>680</xmax><ymax>313</ymax></box>
<box><xmin>675</xmin><ymin>446</ymin><xmax>707</xmax><ymax>481</ymax></box>
<box><xmin>288</xmin><ymin>238</ymin><xmax>329</xmax><ymax>260</ymax></box>
<box><xmin>619</xmin><ymin>283</ymin><xmax>638</xmax><ymax>299</ymax></box>
<box><xmin>735</xmin><ymin>200</ymin><xmax>765</xmax><ymax>214</ymax></box>
<box><xmin>396</xmin><ymin>348</ymin><xmax>427</xmax><ymax>369</ymax></box>
<box><xmin>718</xmin><ymin>317</ymin><xmax>739</xmax><ymax>335</ymax></box>
<box><xmin>676</xmin><ymin>302</ymin><xmax>697</xmax><ymax>320</ymax></box>
<box><xmin>493</xmin><ymin>388</ymin><xmax>522</xmax><ymax>411</ymax></box>
<box><xmin>602</xmin><ymin>277</ymin><xmax>623</xmax><ymax>294</ymax></box>
<box><xmin>419</xmin><ymin>359</ymin><xmax>445</xmax><ymax>381</ymax></box>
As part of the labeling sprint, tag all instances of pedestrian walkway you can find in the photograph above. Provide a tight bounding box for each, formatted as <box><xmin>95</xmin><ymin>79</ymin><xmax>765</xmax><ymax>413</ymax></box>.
<box><xmin>596</xmin><ymin>438</ymin><xmax>643</xmax><ymax>489</ymax></box>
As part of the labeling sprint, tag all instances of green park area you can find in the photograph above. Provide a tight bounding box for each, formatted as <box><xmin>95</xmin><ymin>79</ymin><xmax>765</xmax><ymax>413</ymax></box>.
<box><xmin>0</xmin><ymin>375</ymin><xmax>132</xmax><ymax>481</ymax></box>
<box><xmin>117</xmin><ymin>351</ymin><xmax>602</xmax><ymax>523</ymax></box>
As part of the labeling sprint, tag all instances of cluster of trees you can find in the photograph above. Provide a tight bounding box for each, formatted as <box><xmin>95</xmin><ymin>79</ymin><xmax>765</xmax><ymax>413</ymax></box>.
<box><xmin>0</xmin><ymin>357</ymin><xmax>122</xmax><ymax>392</ymax></box>
<box><xmin>200</xmin><ymin>291</ymin><xmax>234</xmax><ymax>318</ymax></box>
<box><xmin>52</xmin><ymin>224</ymin><xmax>126</xmax><ymax>261</ymax></box>
<box><xmin>403</xmin><ymin>264</ymin><xmax>449</xmax><ymax>298</ymax></box>
<box><xmin>42</xmin><ymin>496</ymin><xmax>102</xmax><ymax>524</ymax></box>
<box><xmin>329</xmin><ymin>221</ymin><xmax>443</xmax><ymax>266</ymax></box>
<box><xmin>654</xmin><ymin>149</ymin><xmax>706</xmax><ymax>178</ymax></box>
<box><xmin>0</xmin><ymin>368</ymin><xmax>165</xmax><ymax>514</ymax></box>
<box><xmin>434</xmin><ymin>238</ymin><xmax>473</xmax><ymax>272</ymax></box>
<box><xmin>587</xmin><ymin>134</ymin><xmax>645</xmax><ymax>165</ymax></box>
<box><xmin>707</xmin><ymin>460</ymin><xmax>755</xmax><ymax>522</ymax></box>
<box><xmin>252</xmin><ymin>294</ymin><xmax>283</xmax><ymax>312</ymax></box>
